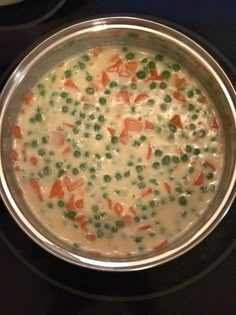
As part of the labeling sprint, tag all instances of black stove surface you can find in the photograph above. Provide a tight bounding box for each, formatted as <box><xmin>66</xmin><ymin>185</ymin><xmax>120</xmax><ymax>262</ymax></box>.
<box><xmin>0</xmin><ymin>1</ymin><xmax>236</xmax><ymax>314</ymax></box>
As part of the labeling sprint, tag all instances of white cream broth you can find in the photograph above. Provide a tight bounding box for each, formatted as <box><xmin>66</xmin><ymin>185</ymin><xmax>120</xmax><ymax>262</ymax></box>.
<box><xmin>12</xmin><ymin>46</ymin><xmax>224</xmax><ymax>256</ymax></box>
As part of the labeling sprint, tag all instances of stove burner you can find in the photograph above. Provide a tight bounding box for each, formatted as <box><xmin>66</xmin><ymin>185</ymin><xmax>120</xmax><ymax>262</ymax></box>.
<box><xmin>0</xmin><ymin>0</ymin><xmax>66</xmax><ymax>29</ymax></box>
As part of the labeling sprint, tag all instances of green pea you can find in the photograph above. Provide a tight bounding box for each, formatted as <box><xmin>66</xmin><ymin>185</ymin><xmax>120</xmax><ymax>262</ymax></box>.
<box><xmin>164</xmin><ymin>95</ymin><xmax>172</xmax><ymax>103</ymax></box>
<box><xmin>140</xmin><ymin>135</ymin><xmax>147</xmax><ymax>142</ymax></box>
<box><xmin>179</xmin><ymin>196</ymin><xmax>187</xmax><ymax>206</ymax></box>
<box><xmin>141</xmin><ymin>58</ymin><xmax>148</xmax><ymax>63</ymax></box>
<box><xmin>95</xmin><ymin>153</ymin><xmax>101</xmax><ymax>159</ymax></box>
<box><xmin>193</xmin><ymin>148</ymin><xmax>201</xmax><ymax>155</ymax></box>
<box><xmin>104</xmin><ymin>89</ymin><xmax>111</xmax><ymax>95</ymax></box>
<box><xmin>92</xmin><ymin>205</ymin><xmax>99</xmax><ymax>212</ymax></box>
<box><xmin>154</xmin><ymin>149</ymin><xmax>163</xmax><ymax>156</ymax></box>
<box><xmin>134</xmin><ymin>216</ymin><xmax>140</xmax><ymax>222</ymax></box>
<box><xmin>58</xmin><ymin>169</ymin><xmax>66</xmax><ymax>177</ymax></box>
<box><xmin>111</xmin><ymin>226</ymin><xmax>118</xmax><ymax>233</ymax></box>
<box><xmin>78</xmin><ymin>62</ymin><xmax>86</xmax><ymax>70</ymax></box>
<box><xmin>72</xmin><ymin>127</ymin><xmax>79</xmax><ymax>135</ymax></box>
<box><xmin>130</xmin><ymin>83</ymin><xmax>137</xmax><ymax>89</ymax></box>
<box><xmin>86</xmin><ymin>87</ymin><xmax>94</xmax><ymax>95</ymax></box>
<box><xmin>72</xmin><ymin>168</ymin><xmax>79</xmax><ymax>175</ymax></box>
<box><xmin>65</xmin><ymin>211</ymin><xmax>77</xmax><ymax>219</ymax></box>
<box><xmin>60</xmin><ymin>92</ymin><xmax>68</xmax><ymax>99</ymax></box>
<box><xmin>149</xmin><ymin>82</ymin><xmax>157</xmax><ymax>89</ymax></box>
<box><xmin>197</xmin><ymin>129</ymin><xmax>206</xmax><ymax>138</ymax></box>
<box><xmin>162</xmin><ymin>155</ymin><xmax>171</xmax><ymax>166</ymax></box>
<box><xmin>159</xmin><ymin>82</ymin><xmax>167</xmax><ymax>89</ymax></box>
<box><xmin>95</xmin><ymin>134</ymin><xmax>102</xmax><ymax>141</ymax></box>
<box><xmin>190</xmin><ymin>123</ymin><xmax>196</xmax><ymax>130</ymax></box>
<box><xmin>104</xmin><ymin>175</ymin><xmax>112</xmax><ymax>183</ymax></box>
<box><xmin>80</xmin><ymin>112</ymin><xmax>86</xmax><ymax>119</ymax></box>
<box><xmin>136</xmin><ymin>70</ymin><xmax>146</xmax><ymax>79</ymax></box>
<box><xmin>188</xmin><ymin>166</ymin><xmax>195</xmax><ymax>174</ymax></box>
<box><xmin>133</xmin><ymin>140</ymin><xmax>141</xmax><ymax>147</ymax></box>
<box><xmin>181</xmin><ymin>154</ymin><xmax>188</xmax><ymax>162</ymax></box>
<box><xmin>41</xmin><ymin>136</ymin><xmax>48</xmax><ymax>144</ymax></box>
<box><xmin>160</xmin><ymin>103</ymin><xmax>167</xmax><ymax>111</ymax></box>
<box><xmin>98</xmin><ymin>115</ymin><xmax>105</xmax><ymax>122</ymax></box>
<box><xmin>106</xmin><ymin>153</ymin><xmax>112</xmax><ymax>159</ymax></box>
<box><xmin>207</xmin><ymin>172</ymin><xmax>214</xmax><ymax>179</ymax></box>
<box><xmin>55</xmin><ymin>161</ymin><xmax>63</xmax><ymax>168</ymax></box>
<box><xmin>104</xmin><ymin>223</ymin><xmax>111</xmax><ymax>230</ymax></box>
<box><xmin>58</xmin><ymin>200</ymin><xmax>65</xmax><ymax>207</ymax></box>
<box><xmin>31</xmin><ymin>140</ymin><xmax>38</xmax><ymax>147</ymax></box>
<box><xmin>99</xmin><ymin>97</ymin><xmax>107</xmax><ymax>105</ymax></box>
<box><xmin>172</xmin><ymin>64</ymin><xmax>180</xmax><ymax>71</ymax></box>
<box><xmin>169</xmin><ymin>123</ymin><xmax>177</xmax><ymax>133</ymax></box>
<box><xmin>73</xmin><ymin>150</ymin><xmax>81</xmax><ymax>158</ymax></box>
<box><xmin>126</xmin><ymin>52</ymin><xmax>135</xmax><ymax>60</ymax></box>
<box><xmin>94</xmin><ymin>124</ymin><xmax>100</xmax><ymax>131</ymax></box>
<box><xmin>115</xmin><ymin>173</ymin><xmax>122</xmax><ymax>181</ymax></box>
<box><xmin>43</xmin><ymin>166</ymin><xmax>50</xmax><ymax>176</ymax></box>
<box><xmin>97</xmin><ymin>230</ymin><xmax>104</xmax><ymax>238</ymax></box>
<box><xmin>136</xmin><ymin>165</ymin><xmax>143</xmax><ymax>172</ymax></box>
<box><xmin>109</xmin><ymin>81</ymin><xmax>117</xmax><ymax>88</ymax></box>
<box><xmin>192</xmin><ymin>113</ymin><xmax>198</xmax><ymax>120</ymax></box>
<box><xmin>38</xmin><ymin>149</ymin><xmax>45</xmax><ymax>156</ymax></box>
<box><xmin>152</xmin><ymin>161</ymin><xmax>160</xmax><ymax>169</ymax></box>
<box><xmin>86</xmin><ymin>75</ymin><xmax>93</xmax><ymax>81</ymax></box>
<box><xmin>155</xmin><ymin>54</ymin><xmax>164</xmax><ymax>61</ymax></box>
<box><xmin>82</xmin><ymin>54</ymin><xmax>90</xmax><ymax>62</ymax></box>
<box><xmin>116</xmin><ymin>220</ymin><xmax>125</xmax><ymax>228</ymax></box>
<box><xmin>187</xmin><ymin>90</ymin><xmax>194</xmax><ymax>98</ymax></box>
<box><xmin>138</xmin><ymin>182</ymin><xmax>146</xmax><ymax>189</ymax></box>
<box><xmin>161</xmin><ymin>70</ymin><xmax>171</xmax><ymax>80</ymax></box>
<box><xmin>35</xmin><ymin>112</ymin><xmax>43</xmax><ymax>122</ymax></box>
<box><xmin>124</xmin><ymin>171</ymin><xmax>130</xmax><ymax>177</ymax></box>
<box><xmin>64</xmin><ymin>70</ymin><xmax>72</xmax><ymax>78</ymax></box>
<box><xmin>135</xmin><ymin>236</ymin><xmax>143</xmax><ymax>243</ymax></box>
<box><xmin>148</xmin><ymin>61</ymin><xmax>156</xmax><ymax>69</ymax></box>
<box><xmin>62</xmin><ymin>106</ymin><xmax>69</xmax><ymax>113</ymax></box>
<box><xmin>185</xmin><ymin>145</ymin><xmax>192</xmax><ymax>153</ymax></box>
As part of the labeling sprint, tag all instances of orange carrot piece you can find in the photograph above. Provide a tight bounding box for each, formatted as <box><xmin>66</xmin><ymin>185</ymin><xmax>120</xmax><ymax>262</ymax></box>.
<box><xmin>197</xmin><ymin>95</ymin><xmax>207</xmax><ymax>103</ymax></box>
<box><xmin>205</xmin><ymin>160</ymin><xmax>216</xmax><ymax>172</ymax></box>
<box><xmin>49</xmin><ymin>179</ymin><xmax>63</xmax><ymax>198</ymax></box>
<box><xmin>170</xmin><ymin>114</ymin><xmax>183</xmax><ymax>129</ymax></box>
<box><xmin>211</xmin><ymin>117</ymin><xmax>219</xmax><ymax>129</ymax></box>
<box><xmin>107</xmin><ymin>58</ymin><xmax>123</xmax><ymax>72</ymax></box>
<box><xmin>149</xmin><ymin>68</ymin><xmax>162</xmax><ymax>81</ymax></box>
<box><xmin>67</xmin><ymin>178</ymin><xmax>84</xmax><ymax>192</ymax></box>
<box><xmin>134</xmin><ymin>93</ymin><xmax>148</xmax><ymax>103</ymax></box>
<box><xmin>66</xmin><ymin>195</ymin><xmax>76</xmax><ymax>210</ymax></box>
<box><xmin>129</xmin><ymin>206</ymin><xmax>137</xmax><ymax>215</ymax></box>
<box><xmin>92</xmin><ymin>47</ymin><xmax>103</xmax><ymax>57</ymax></box>
<box><xmin>119</xmin><ymin>128</ymin><xmax>129</xmax><ymax>145</ymax></box>
<box><xmin>30</xmin><ymin>179</ymin><xmax>43</xmax><ymax>201</ymax></box>
<box><xmin>126</xmin><ymin>61</ymin><xmax>138</xmax><ymax>75</ymax></box>
<box><xmin>64</xmin><ymin>79</ymin><xmax>79</xmax><ymax>91</ymax></box>
<box><xmin>193</xmin><ymin>171</ymin><xmax>204</xmax><ymax>186</ymax></box>
<box><xmin>75</xmin><ymin>214</ymin><xmax>86</xmax><ymax>223</ymax></box>
<box><xmin>141</xmin><ymin>187</ymin><xmax>153</xmax><ymax>197</ymax></box>
<box><xmin>164</xmin><ymin>181</ymin><xmax>171</xmax><ymax>194</ymax></box>
<box><xmin>63</xmin><ymin>122</ymin><xmax>74</xmax><ymax>128</ymax></box>
<box><xmin>117</xmin><ymin>90</ymin><xmax>130</xmax><ymax>104</ymax></box>
<box><xmin>84</xmin><ymin>233</ymin><xmax>96</xmax><ymax>241</ymax></box>
<box><xmin>173</xmin><ymin>91</ymin><xmax>186</xmax><ymax>102</ymax></box>
<box><xmin>10</xmin><ymin>150</ymin><xmax>18</xmax><ymax>161</ymax></box>
<box><xmin>146</xmin><ymin>143</ymin><xmax>152</xmax><ymax>160</ymax></box>
<box><xmin>107</xmin><ymin>127</ymin><xmax>116</xmax><ymax>137</ymax></box>
<box><xmin>13</xmin><ymin>126</ymin><xmax>22</xmax><ymax>139</ymax></box>
<box><xmin>62</xmin><ymin>146</ymin><xmax>71</xmax><ymax>155</ymax></box>
<box><xmin>75</xmin><ymin>199</ymin><xmax>84</xmax><ymax>209</ymax></box>
<box><xmin>124</xmin><ymin>118</ymin><xmax>143</xmax><ymax>131</ymax></box>
<box><xmin>145</xmin><ymin>120</ymin><xmax>154</xmax><ymax>130</ymax></box>
<box><xmin>123</xmin><ymin>214</ymin><xmax>132</xmax><ymax>224</ymax></box>
<box><xmin>174</xmin><ymin>75</ymin><xmax>186</xmax><ymax>89</ymax></box>
<box><xmin>138</xmin><ymin>224</ymin><xmax>151</xmax><ymax>231</ymax></box>
<box><xmin>154</xmin><ymin>240</ymin><xmax>168</xmax><ymax>251</ymax></box>
<box><xmin>30</xmin><ymin>156</ymin><xmax>38</xmax><ymax>166</ymax></box>
<box><xmin>113</xmin><ymin>202</ymin><xmax>123</xmax><ymax>216</ymax></box>
<box><xmin>24</xmin><ymin>92</ymin><xmax>34</xmax><ymax>105</ymax></box>
<box><xmin>102</xmin><ymin>71</ymin><xmax>110</xmax><ymax>88</ymax></box>
<box><xmin>51</xmin><ymin>132</ymin><xmax>65</xmax><ymax>146</ymax></box>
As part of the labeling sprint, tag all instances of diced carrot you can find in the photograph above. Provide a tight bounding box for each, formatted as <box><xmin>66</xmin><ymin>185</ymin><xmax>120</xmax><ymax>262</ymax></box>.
<box><xmin>84</xmin><ymin>233</ymin><xmax>96</xmax><ymax>242</ymax></box>
<box><xmin>164</xmin><ymin>181</ymin><xmax>171</xmax><ymax>194</ymax></box>
<box><xmin>62</xmin><ymin>146</ymin><xmax>71</xmax><ymax>155</ymax></box>
<box><xmin>57</xmin><ymin>189</ymin><xmax>64</xmax><ymax>198</ymax></box>
<box><xmin>134</xmin><ymin>93</ymin><xmax>148</xmax><ymax>103</ymax></box>
<box><xmin>145</xmin><ymin>120</ymin><xmax>154</xmax><ymax>130</ymax></box>
<box><xmin>75</xmin><ymin>214</ymin><xmax>86</xmax><ymax>223</ymax></box>
<box><xmin>124</xmin><ymin>118</ymin><xmax>143</xmax><ymax>131</ymax></box>
<box><xmin>51</xmin><ymin>132</ymin><xmax>65</xmax><ymax>146</ymax></box>
<box><xmin>81</xmin><ymin>220</ymin><xmax>88</xmax><ymax>230</ymax></box>
<box><xmin>211</xmin><ymin>117</ymin><xmax>219</xmax><ymax>129</ymax></box>
<box><xmin>107</xmin><ymin>58</ymin><xmax>123</xmax><ymax>72</ymax></box>
<box><xmin>10</xmin><ymin>150</ymin><xmax>18</xmax><ymax>161</ymax></box>
<box><xmin>66</xmin><ymin>195</ymin><xmax>76</xmax><ymax>210</ymax></box>
<box><xmin>193</xmin><ymin>171</ymin><xmax>204</xmax><ymax>186</ymax></box>
<box><xmin>113</xmin><ymin>202</ymin><xmax>123</xmax><ymax>216</ymax></box>
<box><xmin>138</xmin><ymin>224</ymin><xmax>151</xmax><ymax>231</ymax></box>
<box><xmin>170</xmin><ymin>114</ymin><xmax>183</xmax><ymax>129</ymax></box>
<box><xmin>129</xmin><ymin>206</ymin><xmax>137</xmax><ymax>215</ymax></box>
<box><xmin>30</xmin><ymin>156</ymin><xmax>38</xmax><ymax>166</ymax></box>
<box><xmin>141</xmin><ymin>187</ymin><xmax>153</xmax><ymax>197</ymax></box>
<box><xmin>92</xmin><ymin>79</ymin><xmax>103</xmax><ymax>91</ymax></box>
<box><xmin>67</xmin><ymin>178</ymin><xmax>84</xmax><ymax>192</ymax></box>
<box><xmin>108</xmin><ymin>198</ymin><xmax>113</xmax><ymax>210</ymax></box>
<box><xmin>110</xmin><ymin>53</ymin><xmax>120</xmax><ymax>62</ymax></box>
<box><xmin>117</xmin><ymin>90</ymin><xmax>130</xmax><ymax>104</ymax></box>
<box><xmin>126</xmin><ymin>61</ymin><xmax>138</xmax><ymax>75</ymax></box>
<box><xmin>64</xmin><ymin>80</ymin><xmax>79</xmax><ymax>91</ymax></box>
<box><xmin>118</xmin><ymin>63</ymin><xmax>130</xmax><ymax>77</ymax></box>
<box><xmin>92</xmin><ymin>47</ymin><xmax>103</xmax><ymax>57</ymax></box>
<box><xmin>107</xmin><ymin>127</ymin><xmax>116</xmax><ymax>137</ymax></box>
<box><xmin>49</xmin><ymin>179</ymin><xmax>63</xmax><ymax>198</ymax></box>
<box><xmin>75</xmin><ymin>199</ymin><xmax>84</xmax><ymax>209</ymax></box>
<box><xmin>63</xmin><ymin>122</ymin><xmax>74</xmax><ymax>128</ymax></box>
<box><xmin>149</xmin><ymin>68</ymin><xmax>162</xmax><ymax>81</ymax></box>
<box><xmin>123</xmin><ymin>214</ymin><xmax>132</xmax><ymax>224</ymax></box>
<box><xmin>174</xmin><ymin>75</ymin><xmax>186</xmax><ymax>89</ymax></box>
<box><xmin>154</xmin><ymin>240</ymin><xmax>168</xmax><ymax>251</ymax></box>
<box><xmin>24</xmin><ymin>92</ymin><xmax>34</xmax><ymax>105</ymax></box>
<box><xmin>81</xmin><ymin>95</ymin><xmax>94</xmax><ymax>102</ymax></box>
<box><xmin>173</xmin><ymin>91</ymin><xmax>186</xmax><ymax>102</ymax></box>
<box><xmin>205</xmin><ymin>160</ymin><xmax>216</xmax><ymax>172</ymax></box>
<box><xmin>30</xmin><ymin>179</ymin><xmax>43</xmax><ymax>201</ymax></box>
<box><xmin>102</xmin><ymin>71</ymin><xmax>110</xmax><ymax>88</ymax></box>
<box><xmin>197</xmin><ymin>95</ymin><xmax>207</xmax><ymax>103</ymax></box>
<box><xmin>64</xmin><ymin>175</ymin><xmax>72</xmax><ymax>187</ymax></box>
<box><xmin>13</xmin><ymin>126</ymin><xmax>22</xmax><ymax>139</ymax></box>
<box><xmin>119</xmin><ymin>128</ymin><xmax>129</xmax><ymax>145</ymax></box>
<box><xmin>146</xmin><ymin>143</ymin><xmax>152</xmax><ymax>160</ymax></box>
<box><xmin>14</xmin><ymin>165</ymin><xmax>22</xmax><ymax>171</ymax></box>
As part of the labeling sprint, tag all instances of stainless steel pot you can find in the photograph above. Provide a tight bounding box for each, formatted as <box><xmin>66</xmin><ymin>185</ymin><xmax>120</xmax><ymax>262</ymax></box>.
<box><xmin>0</xmin><ymin>16</ymin><xmax>236</xmax><ymax>271</ymax></box>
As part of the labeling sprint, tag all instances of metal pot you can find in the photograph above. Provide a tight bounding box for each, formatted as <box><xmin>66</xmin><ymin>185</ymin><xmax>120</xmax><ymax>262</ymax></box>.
<box><xmin>0</xmin><ymin>16</ymin><xmax>236</xmax><ymax>271</ymax></box>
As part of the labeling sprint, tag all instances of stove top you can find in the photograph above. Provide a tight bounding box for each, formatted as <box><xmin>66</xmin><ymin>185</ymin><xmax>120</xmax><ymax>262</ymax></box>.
<box><xmin>0</xmin><ymin>1</ymin><xmax>236</xmax><ymax>314</ymax></box>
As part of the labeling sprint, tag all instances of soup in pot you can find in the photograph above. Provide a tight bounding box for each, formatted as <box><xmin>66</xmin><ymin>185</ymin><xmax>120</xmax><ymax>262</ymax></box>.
<box><xmin>11</xmin><ymin>46</ymin><xmax>224</xmax><ymax>256</ymax></box>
